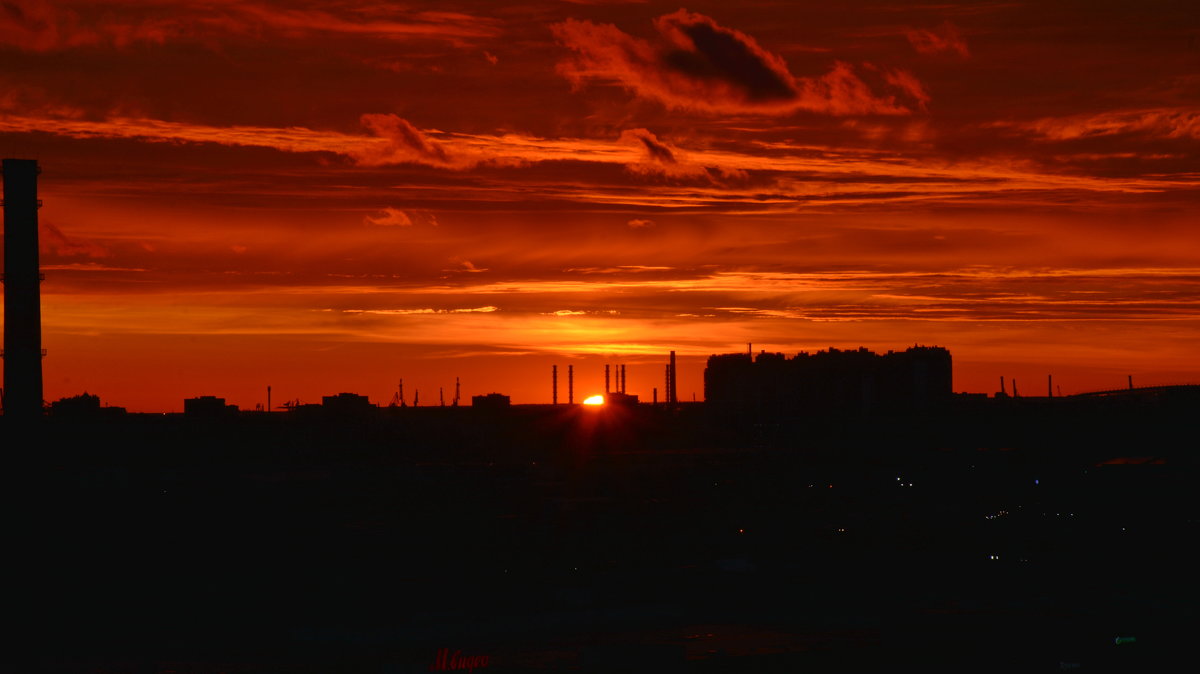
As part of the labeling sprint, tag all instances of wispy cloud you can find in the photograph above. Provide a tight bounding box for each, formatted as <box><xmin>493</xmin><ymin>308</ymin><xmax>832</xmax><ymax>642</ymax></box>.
<box><xmin>993</xmin><ymin>108</ymin><xmax>1200</xmax><ymax>141</ymax></box>
<box><xmin>0</xmin><ymin>0</ymin><xmax>500</xmax><ymax>52</ymax></box>
<box><xmin>906</xmin><ymin>21</ymin><xmax>969</xmax><ymax>58</ymax></box>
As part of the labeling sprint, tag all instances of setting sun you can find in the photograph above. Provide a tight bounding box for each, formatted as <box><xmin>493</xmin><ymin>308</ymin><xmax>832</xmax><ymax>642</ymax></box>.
<box><xmin>582</xmin><ymin>395</ymin><xmax>605</xmax><ymax>406</ymax></box>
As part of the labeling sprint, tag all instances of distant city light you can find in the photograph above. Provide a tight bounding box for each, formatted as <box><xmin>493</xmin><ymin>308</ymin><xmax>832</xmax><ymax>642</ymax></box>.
<box><xmin>582</xmin><ymin>394</ymin><xmax>605</xmax><ymax>405</ymax></box>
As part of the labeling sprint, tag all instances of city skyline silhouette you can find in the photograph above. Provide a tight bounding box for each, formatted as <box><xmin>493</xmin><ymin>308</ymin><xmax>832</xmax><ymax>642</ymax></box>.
<box><xmin>5</xmin><ymin>3</ymin><xmax>1197</xmax><ymax>673</ymax></box>
<box><xmin>1</xmin><ymin>2</ymin><xmax>1198</xmax><ymax>412</ymax></box>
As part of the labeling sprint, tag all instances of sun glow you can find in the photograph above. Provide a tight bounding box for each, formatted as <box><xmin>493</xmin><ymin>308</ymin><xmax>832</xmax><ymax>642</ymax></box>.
<box><xmin>582</xmin><ymin>394</ymin><xmax>605</xmax><ymax>405</ymax></box>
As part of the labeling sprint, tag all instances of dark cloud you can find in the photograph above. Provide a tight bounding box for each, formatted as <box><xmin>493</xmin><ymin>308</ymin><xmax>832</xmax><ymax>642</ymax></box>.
<box><xmin>620</xmin><ymin>127</ymin><xmax>677</xmax><ymax>163</ymax></box>
<box><xmin>553</xmin><ymin>9</ymin><xmax>927</xmax><ymax>115</ymax></box>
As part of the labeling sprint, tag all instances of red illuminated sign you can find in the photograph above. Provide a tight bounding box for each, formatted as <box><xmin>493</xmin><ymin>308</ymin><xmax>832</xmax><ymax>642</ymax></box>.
<box><xmin>430</xmin><ymin>648</ymin><xmax>490</xmax><ymax>672</ymax></box>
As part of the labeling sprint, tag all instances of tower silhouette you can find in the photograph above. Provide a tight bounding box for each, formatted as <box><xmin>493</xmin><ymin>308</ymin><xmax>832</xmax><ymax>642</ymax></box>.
<box><xmin>2</xmin><ymin>159</ymin><xmax>44</xmax><ymax>418</ymax></box>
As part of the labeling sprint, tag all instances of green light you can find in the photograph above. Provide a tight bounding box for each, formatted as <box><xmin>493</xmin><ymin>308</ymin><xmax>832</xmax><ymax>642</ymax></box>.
<box><xmin>1114</xmin><ymin>636</ymin><xmax>1136</xmax><ymax>645</ymax></box>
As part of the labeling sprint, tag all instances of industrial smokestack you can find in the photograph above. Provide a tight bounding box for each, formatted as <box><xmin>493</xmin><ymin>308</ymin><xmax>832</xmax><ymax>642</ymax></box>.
<box><xmin>669</xmin><ymin>351</ymin><xmax>677</xmax><ymax>404</ymax></box>
<box><xmin>1048</xmin><ymin>374</ymin><xmax>1053</xmax><ymax>398</ymax></box>
<box><xmin>568</xmin><ymin>365</ymin><xmax>574</xmax><ymax>404</ymax></box>
<box><xmin>1128</xmin><ymin>375</ymin><xmax>1133</xmax><ymax>390</ymax></box>
<box><xmin>620</xmin><ymin>364</ymin><xmax>626</xmax><ymax>394</ymax></box>
<box><xmin>605</xmin><ymin>364</ymin><xmax>610</xmax><ymax>394</ymax></box>
<box><xmin>2</xmin><ymin>158</ymin><xmax>44</xmax><ymax>419</ymax></box>
<box><xmin>552</xmin><ymin>365</ymin><xmax>558</xmax><ymax>405</ymax></box>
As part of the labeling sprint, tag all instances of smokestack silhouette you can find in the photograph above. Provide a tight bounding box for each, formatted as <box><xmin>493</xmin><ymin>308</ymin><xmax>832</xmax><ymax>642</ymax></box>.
<box><xmin>552</xmin><ymin>365</ymin><xmax>558</xmax><ymax>405</ymax></box>
<box><xmin>2</xmin><ymin>159</ymin><xmax>44</xmax><ymax>419</ymax></box>
<box><xmin>620</xmin><ymin>364</ymin><xmax>626</xmax><ymax>393</ymax></box>
<box><xmin>669</xmin><ymin>351</ymin><xmax>677</xmax><ymax>404</ymax></box>
<box><xmin>605</xmin><ymin>364</ymin><xmax>610</xmax><ymax>394</ymax></box>
<box><xmin>568</xmin><ymin>365</ymin><xmax>574</xmax><ymax>404</ymax></box>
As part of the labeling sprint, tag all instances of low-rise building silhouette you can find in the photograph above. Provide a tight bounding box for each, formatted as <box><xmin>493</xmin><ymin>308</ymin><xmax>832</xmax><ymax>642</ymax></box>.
<box><xmin>48</xmin><ymin>392</ymin><xmax>126</xmax><ymax>418</ymax></box>
<box><xmin>472</xmin><ymin>393</ymin><xmax>510</xmax><ymax>409</ymax></box>
<box><xmin>184</xmin><ymin>395</ymin><xmax>238</xmax><ymax>417</ymax></box>
<box><xmin>321</xmin><ymin>392</ymin><xmax>374</xmax><ymax>413</ymax></box>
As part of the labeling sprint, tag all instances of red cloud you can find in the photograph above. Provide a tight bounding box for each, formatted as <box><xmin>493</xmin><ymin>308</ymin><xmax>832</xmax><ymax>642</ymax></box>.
<box><xmin>357</xmin><ymin>114</ymin><xmax>455</xmax><ymax>167</ymax></box>
<box><xmin>553</xmin><ymin>9</ymin><xmax>926</xmax><ymax>115</ymax></box>
<box><xmin>997</xmin><ymin>108</ymin><xmax>1200</xmax><ymax>141</ymax></box>
<box><xmin>39</xmin><ymin>220</ymin><xmax>109</xmax><ymax>258</ymax></box>
<box><xmin>0</xmin><ymin>1</ymin><xmax>498</xmax><ymax>52</ymax></box>
<box><xmin>618</xmin><ymin>128</ymin><xmax>747</xmax><ymax>182</ymax></box>
<box><xmin>906</xmin><ymin>21</ymin><xmax>970</xmax><ymax>59</ymax></box>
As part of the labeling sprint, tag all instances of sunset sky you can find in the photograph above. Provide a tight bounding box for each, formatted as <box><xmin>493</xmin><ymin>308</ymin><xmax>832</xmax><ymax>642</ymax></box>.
<box><xmin>3</xmin><ymin>0</ymin><xmax>1198</xmax><ymax>412</ymax></box>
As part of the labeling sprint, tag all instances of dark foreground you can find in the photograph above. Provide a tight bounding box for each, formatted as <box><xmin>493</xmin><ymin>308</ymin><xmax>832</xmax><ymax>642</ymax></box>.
<box><xmin>12</xmin><ymin>400</ymin><xmax>1198</xmax><ymax>673</ymax></box>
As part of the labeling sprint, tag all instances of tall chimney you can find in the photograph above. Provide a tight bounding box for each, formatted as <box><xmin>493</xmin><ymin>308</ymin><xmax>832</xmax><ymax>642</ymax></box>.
<box><xmin>1128</xmin><ymin>375</ymin><xmax>1133</xmax><ymax>390</ymax></box>
<box><xmin>568</xmin><ymin>365</ymin><xmax>574</xmax><ymax>404</ymax></box>
<box><xmin>620</xmin><ymin>364</ymin><xmax>626</xmax><ymax>394</ymax></box>
<box><xmin>605</xmin><ymin>364</ymin><xmax>610</xmax><ymax>394</ymax></box>
<box><xmin>2</xmin><ymin>159</ymin><xmax>44</xmax><ymax>419</ymax></box>
<box><xmin>552</xmin><ymin>365</ymin><xmax>558</xmax><ymax>405</ymax></box>
<box><xmin>1048</xmin><ymin>374</ymin><xmax>1053</xmax><ymax>398</ymax></box>
<box><xmin>669</xmin><ymin>351</ymin><xmax>677</xmax><ymax>404</ymax></box>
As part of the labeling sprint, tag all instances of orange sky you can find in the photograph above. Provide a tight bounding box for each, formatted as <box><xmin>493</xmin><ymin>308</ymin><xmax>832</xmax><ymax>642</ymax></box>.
<box><xmin>3</xmin><ymin>0</ymin><xmax>1199</xmax><ymax>411</ymax></box>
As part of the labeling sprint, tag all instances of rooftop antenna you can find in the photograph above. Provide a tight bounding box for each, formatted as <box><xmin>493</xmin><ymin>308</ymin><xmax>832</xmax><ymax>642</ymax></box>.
<box><xmin>454</xmin><ymin>377</ymin><xmax>460</xmax><ymax>407</ymax></box>
<box><xmin>267</xmin><ymin>385</ymin><xmax>271</xmax><ymax>414</ymax></box>
<box><xmin>414</xmin><ymin>389</ymin><xmax>419</xmax><ymax>407</ymax></box>
<box><xmin>439</xmin><ymin>387</ymin><xmax>445</xmax><ymax>407</ymax></box>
